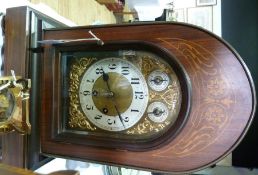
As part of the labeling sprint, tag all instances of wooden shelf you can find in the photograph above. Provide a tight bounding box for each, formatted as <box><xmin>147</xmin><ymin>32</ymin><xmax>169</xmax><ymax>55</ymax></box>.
<box><xmin>96</xmin><ymin>0</ymin><xmax>124</xmax><ymax>13</ymax></box>
<box><xmin>96</xmin><ymin>0</ymin><xmax>118</xmax><ymax>4</ymax></box>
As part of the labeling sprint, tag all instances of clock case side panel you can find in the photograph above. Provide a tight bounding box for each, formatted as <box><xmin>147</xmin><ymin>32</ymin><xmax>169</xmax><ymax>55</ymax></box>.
<box><xmin>2</xmin><ymin>6</ymin><xmax>29</xmax><ymax>167</ymax></box>
<box><xmin>3</xmin><ymin>6</ymin><xmax>67</xmax><ymax>169</ymax></box>
<box><xmin>41</xmin><ymin>40</ymin><xmax>191</xmax><ymax>151</ymax></box>
<box><xmin>27</xmin><ymin>10</ymin><xmax>68</xmax><ymax>171</ymax></box>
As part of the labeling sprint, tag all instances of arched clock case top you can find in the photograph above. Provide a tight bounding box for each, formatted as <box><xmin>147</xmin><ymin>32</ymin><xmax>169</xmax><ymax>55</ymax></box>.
<box><xmin>40</xmin><ymin>23</ymin><xmax>256</xmax><ymax>174</ymax></box>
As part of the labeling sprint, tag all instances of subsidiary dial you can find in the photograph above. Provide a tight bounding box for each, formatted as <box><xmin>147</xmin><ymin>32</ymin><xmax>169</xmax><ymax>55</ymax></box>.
<box><xmin>147</xmin><ymin>102</ymin><xmax>169</xmax><ymax>123</ymax></box>
<box><xmin>147</xmin><ymin>70</ymin><xmax>170</xmax><ymax>91</ymax></box>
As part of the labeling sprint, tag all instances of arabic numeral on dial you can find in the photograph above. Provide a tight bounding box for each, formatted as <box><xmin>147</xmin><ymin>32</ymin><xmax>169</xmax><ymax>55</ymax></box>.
<box><xmin>86</xmin><ymin>79</ymin><xmax>94</xmax><ymax>83</ymax></box>
<box><xmin>108</xmin><ymin>63</ymin><xmax>117</xmax><ymax>70</ymax></box>
<box><xmin>107</xmin><ymin>118</ymin><xmax>116</xmax><ymax>125</ymax></box>
<box><xmin>135</xmin><ymin>91</ymin><xmax>144</xmax><ymax>99</ymax></box>
<box><xmin>81</xmin><ymin>90</ymin><xmax>91</xmax><ymax>96</ymax></box>
<box><xmin>121</xmin><ymin>66</ymin><xmax>130</xmax><ymax>75</ymax></box>
<box><xmin>131</xmin><ymin>109</ymin><xmax>139</xmax><ymax>112</ymax></box>
<box><xmin>131</xmin><ymin>78</ymin><xmax>140</xmax><ymax>84</ymax></box>
<box><xmin>94</xmin><ymin>115</ymin><xmax>102</xmax><ymax>120</ymax></box>
<box><xmin>85</xmin><ymin>104</ymin><xmax>94</xmax><ymax>110</ymax></box>
<box><xmin>123</xmin><ymin>116</ymin><xmax>129</xmax><ymax>122</ymax></box>
<box><xmin>95</xmin><ymin>67</ymin><xmax>104</xmax><ymax>74</ymax></box>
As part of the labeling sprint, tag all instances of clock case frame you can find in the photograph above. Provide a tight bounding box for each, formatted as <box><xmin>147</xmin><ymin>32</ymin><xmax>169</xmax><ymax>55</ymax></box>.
<box><xmin>39</xmin><ymin>23</ymin><xmax>256</xmax><ymax>173</ymax></box>
<box><xmin>43</xmin><ymin>40</ymin><xmax>191</xmax><ymax>151</ymax></box>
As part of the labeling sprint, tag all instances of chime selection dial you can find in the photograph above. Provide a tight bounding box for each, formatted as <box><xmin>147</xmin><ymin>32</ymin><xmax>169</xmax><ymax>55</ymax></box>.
<box><xmin>147</xmin><ymin>101</ymin><xmax>169</xmax><ymax>123</ymax></box>
<box><xmin>147</xmin><ymin>70</ymin><xmax>170</xmax><ymax>91</ymax></box>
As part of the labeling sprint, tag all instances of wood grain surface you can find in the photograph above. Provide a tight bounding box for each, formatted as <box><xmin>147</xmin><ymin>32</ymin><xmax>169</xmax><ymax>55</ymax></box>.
<box><xmin>40</xmin><ymin>23</ymin><xmax>256</xmax><ymax>173</ymax></box>
<box><xmin>3</xmin><ymin>6</ymin><xmax>30</xmax><ymax>168</ymax></box>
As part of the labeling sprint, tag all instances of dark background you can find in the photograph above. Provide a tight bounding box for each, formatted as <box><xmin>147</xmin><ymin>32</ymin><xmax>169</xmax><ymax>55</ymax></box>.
<box><xmin>222</xmin><ymin>0</ymin><xmax>258</xmax><ymax>168</ymax></box>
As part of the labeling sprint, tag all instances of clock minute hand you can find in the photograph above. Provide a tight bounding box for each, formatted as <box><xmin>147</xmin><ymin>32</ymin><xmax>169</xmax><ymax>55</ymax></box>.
<box><xmin>102</xmin><ymin>72</ymin><xmax>126</xmax><ymax>128</ymax></box>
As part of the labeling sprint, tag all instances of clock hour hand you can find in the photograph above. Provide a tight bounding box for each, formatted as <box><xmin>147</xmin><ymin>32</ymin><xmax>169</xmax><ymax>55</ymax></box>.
<box><xmin>102</xmin><ymin>71</ymin><xmax>109</xmax><ymax>82</ymax></box>
<box><xmin>102</xmin><ymin>72</ymin><xmax>125</xmax><ymax>128</ymax></box>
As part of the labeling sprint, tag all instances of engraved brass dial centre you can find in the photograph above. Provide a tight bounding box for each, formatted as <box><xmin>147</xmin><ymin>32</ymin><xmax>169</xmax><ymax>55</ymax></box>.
<box><xmin>92</xmin><ymin>72</ymin><xmax>133</xmax><ymax>116</ymax></box>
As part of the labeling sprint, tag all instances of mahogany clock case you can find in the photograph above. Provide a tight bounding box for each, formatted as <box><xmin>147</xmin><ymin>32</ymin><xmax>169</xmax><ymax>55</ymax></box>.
<box><xmin>39</xmin><ymin>23</ymin><xmax>256</xmax><ymax>173</ymax></box>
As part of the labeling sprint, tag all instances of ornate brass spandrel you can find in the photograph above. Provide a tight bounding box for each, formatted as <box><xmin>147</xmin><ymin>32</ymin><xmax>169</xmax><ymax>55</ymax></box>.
<box><xmin>149</xmin><ymin>84</ymin><xmax>181</xmax><ymax>110</ymax></box>
<box><xmin>126</xmin><ymin>117</ymin><xmax>169</xmax><ymax>135</ymax></box>
<box><xmin>68</xmin><ymin>58</ymin><xmax>97</xmax><ymax>131</ymax></box>
<box><xmin>126</xmin><ymin>54</ymin><xmax>182</xmax><ymax>135</ymax></box>
<box><xmin>141</xmin><ymin>56</ymin><xmax>171</xmax><ymax>76</ymax></box>
<box><xmin>0</xmin><ymin>74</ymin><xmax>31</xmax><ymax>134</ymax></box>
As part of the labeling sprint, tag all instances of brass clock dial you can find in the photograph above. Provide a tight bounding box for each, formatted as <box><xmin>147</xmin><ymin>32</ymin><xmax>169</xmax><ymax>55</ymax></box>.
<box><xmin>79</xmin><ymin>58</ymin><xmax>149</xmax><ymax>131</ymax></box>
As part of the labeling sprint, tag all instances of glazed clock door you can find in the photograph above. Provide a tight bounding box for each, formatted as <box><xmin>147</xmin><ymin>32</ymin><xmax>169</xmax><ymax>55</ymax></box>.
<box><xmin>40</xmin><ymin>23</ymin><xmax>255</xmax><ymax>174</ymax></box>
<box><xmin>44</xmin><ymin>42</ymin><xmax>189</xmax><ymax>150</ymax></box>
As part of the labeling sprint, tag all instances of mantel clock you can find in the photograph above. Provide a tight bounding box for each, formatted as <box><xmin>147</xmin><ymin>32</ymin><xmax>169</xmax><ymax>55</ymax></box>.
<box><xmin>3</xmin><ymin>14</ymin><xmax>256</xmax><ymax>174</ymax></box>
